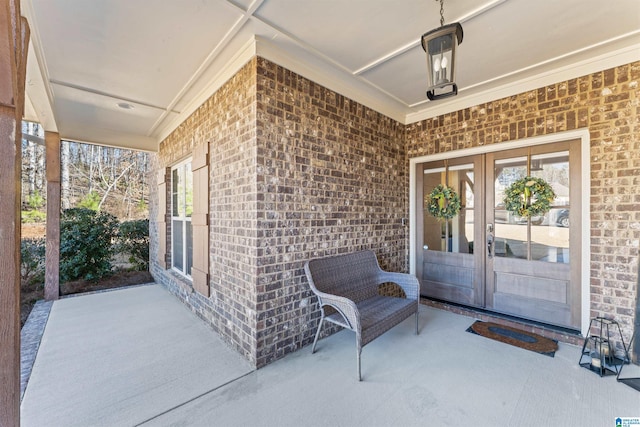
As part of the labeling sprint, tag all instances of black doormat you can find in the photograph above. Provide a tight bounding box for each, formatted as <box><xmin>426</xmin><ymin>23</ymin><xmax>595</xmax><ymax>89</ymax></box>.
<box><xmin>466</xmin><ymin>321</ymin><xmax>558</xmax><ymax>357</ymax></box>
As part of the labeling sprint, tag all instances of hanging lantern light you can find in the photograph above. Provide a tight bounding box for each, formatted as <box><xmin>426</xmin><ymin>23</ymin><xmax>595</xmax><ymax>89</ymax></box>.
<box><xmin>421</xmin><ymin>0</ymin><xmax>463</xmax><ymax>100</ymax></box>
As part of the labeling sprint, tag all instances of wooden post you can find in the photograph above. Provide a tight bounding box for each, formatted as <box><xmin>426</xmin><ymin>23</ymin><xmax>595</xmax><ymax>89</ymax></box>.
<box><xmin>0</xmin><ymin>1</ymin><xmax>29</xmax><ymax>425</ymax></box>
<box><xmin>45</xmin><ymin>131</ymin><xmax>61</xmax><ymax>300</ymax></box>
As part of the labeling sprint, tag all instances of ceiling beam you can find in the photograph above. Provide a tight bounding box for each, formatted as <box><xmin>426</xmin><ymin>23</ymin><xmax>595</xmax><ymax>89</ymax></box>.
<box><xmin>148</xmin><ymin>0</ymin><xmax>266</xmax><ymax>138</ymax></box>
<box><xmin>353</xmin><ymin>0</ymin><xmax>508</xmax><ymax>76</ymax></box>
<box><xmin>406</xmin><ymin>37</ymin><xmax>640</xmax><ymax>123</ymax></box>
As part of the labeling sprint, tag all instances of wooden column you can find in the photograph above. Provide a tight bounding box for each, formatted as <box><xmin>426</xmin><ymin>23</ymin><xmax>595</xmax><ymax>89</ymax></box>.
<box><xmin>0</xmin><ymin>1</ymin><xmax>29</xmax><ymax>426</ymax></box>
<box><xmin>45</xmin><ymin>131</ymin><xmax>61</xmax><ymax>300</ymax></box>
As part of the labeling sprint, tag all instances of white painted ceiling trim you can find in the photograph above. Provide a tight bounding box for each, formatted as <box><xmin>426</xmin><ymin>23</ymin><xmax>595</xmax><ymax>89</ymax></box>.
<box><xmin>150</xmin><ymin>0</ymin><xmax>266</xmax><ymax>140</ymax></box>
<box><xmin>22</xmin><ymin>0</ymin><xmax>56</xmax><ymax>133</ymax></box>
<box><xmin>353</xmin><ymin>0</ymin><xmax>507</xmax><ymax>76</ymax></box>
<box><xmin>154</xmin><ymin>37</ymin><xmax>258</xmax><ymax>144</ymax></box>
<box><xmin>24</xmin><ymin>40</ymin><xmax>57</xmax><ymax>132</ymax></box>
<box><xmin>19</xmin><ymin>0</ymin><xmax>640</xmax><ymax>151</ymax></box>
<box><xmin>406</xmin><ymin>33</ymin><xmax>640</xmax><ymax>124</ymax></box>
<box><xmin>61</xmin><ymin>128</ymin><xmax>157</xmax><ymax>152</ymax></box>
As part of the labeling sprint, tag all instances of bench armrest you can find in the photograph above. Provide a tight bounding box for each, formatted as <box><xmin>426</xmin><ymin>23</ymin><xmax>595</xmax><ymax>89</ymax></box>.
<box><xmin>314</xmin><ymin>291</ymin><xmax>361</xmax><ymax>332</ymax></box>
<box><xmin>377</xmin><ymin>271</ymin><xmax>419</xmax><ymax>300</ymax></box>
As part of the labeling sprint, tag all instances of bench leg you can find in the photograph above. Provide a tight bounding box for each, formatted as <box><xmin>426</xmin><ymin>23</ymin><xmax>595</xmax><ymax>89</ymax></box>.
<box><xmin>311</xmin><ymin>313</ymin><xmax>325</xmax><ymax>354</ymax></box>
<box><xmin>357</xmin><ymin>345</ymin><xmax>362</xmax><ymax>381</ymax></box>
<box><xmin>416</xmin><ymin>310</ymin><xmax>419</xmax><ymax>335</ymax></box>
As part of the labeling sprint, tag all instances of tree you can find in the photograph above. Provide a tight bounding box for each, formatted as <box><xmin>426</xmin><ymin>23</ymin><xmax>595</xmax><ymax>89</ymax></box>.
<box><xmin>22</xmin><ymin>134</ymin><xmax>149</xmax><ymax>222</ymax></box>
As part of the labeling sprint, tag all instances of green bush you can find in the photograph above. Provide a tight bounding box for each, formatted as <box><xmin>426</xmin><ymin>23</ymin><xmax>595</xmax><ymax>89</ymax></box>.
<box><xmin>21</xmin><ymin>237</ymin><xmax>45</xmax><ymax>286</ymax></box>
<box><xmin>60</xmin><ymin>208</ymin><xmax>118</xmax><ymax>282</ymax></box>
<box><xmin>78</xmin><ymin>191</ymin><xmax>101</xmax><ymax>211</ymax></box>
<box><xmin>21</xmin><ymin>210</ymin><xmax>46</xmax><ymax>223</ymax></box>
<box><xmin>22</xmin><ymin>190</ymin><xmax>46</xmax><ymax>223</ymax></box>
<box><xmin>117</xmin><ymin>219</ymin><xmax>149</xmax><ymax>271</ymax></box>
<box><xmin>136</xmin><ymin>199</ymin><xmax>148</xmax><ymax>213</ymax></box>
<box><xmin>26</xmin><ymin>190</ymin><xmax>45</xmax><ymax>210</ymax></box>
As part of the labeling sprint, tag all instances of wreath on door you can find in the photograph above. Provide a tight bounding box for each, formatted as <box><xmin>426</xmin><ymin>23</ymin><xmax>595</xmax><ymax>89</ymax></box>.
<box><xmin>426</xmin><ymin>184</ymin><xmax>461</xmax><ymax>220</ymax></box>
<box><xmin>503</xmin><ymin>176</ymin><xmax>556</xmax><ymax>218</ymax></box>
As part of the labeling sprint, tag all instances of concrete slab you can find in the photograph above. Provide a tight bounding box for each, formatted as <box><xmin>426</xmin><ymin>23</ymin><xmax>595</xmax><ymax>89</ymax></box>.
<box><xmin>20</xmin><ymin>284</ymin><xmax>254</xmax><ymax>427</ymax></box>
<box><xmin>20</xmin><ymin>286</ymin><xmax>639</xmax><ymax>427</ymax></box>
<box><xmin>145</xmin><ymin>307</ymin><xmax>639</xmax><ymax>427</ymax></box>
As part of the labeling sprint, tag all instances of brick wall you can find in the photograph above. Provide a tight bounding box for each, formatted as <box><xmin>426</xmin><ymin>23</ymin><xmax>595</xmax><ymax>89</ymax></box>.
<box><xmin>150</xmin><ymin>57</ymin><xmax>407</xmax><ymax>368</ymax></box>
<box><xmin>406</xmin><ymin>61</ymin><xmax>640</xmax><ymax>342</ymax></box>
<box><xmin>150</xmin><ymin>58</ymin><xmax>259</xmax><ymax>364</ymax></box>
<box><xmin>254</xmin><ymin>57</ymin><xmax>407</xmax><ymax>366</ymax></box>
<box><xmin>151</xmin><ymin>56</ymin><xmax>638</xmax><ymax>366</ymax></box>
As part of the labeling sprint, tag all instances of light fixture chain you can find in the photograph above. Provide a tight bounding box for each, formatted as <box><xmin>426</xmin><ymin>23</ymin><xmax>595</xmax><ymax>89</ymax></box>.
<box><xmin>439</xmin><ymin>0</ymin><xmax>444</xmax><ymax>26</ymax></box>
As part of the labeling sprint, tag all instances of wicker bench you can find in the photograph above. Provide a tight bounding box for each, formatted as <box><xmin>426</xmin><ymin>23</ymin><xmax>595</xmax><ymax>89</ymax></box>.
<box><xmin>304</xmin><ymin>250</ymin><xmax>419</xmax><ymax>380</ymax></box>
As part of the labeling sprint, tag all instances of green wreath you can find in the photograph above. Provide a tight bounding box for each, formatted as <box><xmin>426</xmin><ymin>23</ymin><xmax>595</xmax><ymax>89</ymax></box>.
<box><xmin>503</xmin><ymin>176</ymin><xmax>556</xmax><ymax>218</ymax></box>
<box><xmin>426</xmin><ymin>184</ymin><xmax>461</xmax><ymax>220</ymax></box>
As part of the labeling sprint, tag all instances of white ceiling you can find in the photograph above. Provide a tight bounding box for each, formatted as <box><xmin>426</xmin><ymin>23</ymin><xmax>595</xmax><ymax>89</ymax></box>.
<box><xmin>22</xmin><ymin>0</ymin><xmax>640</xmax><ymax>152</ymax></box>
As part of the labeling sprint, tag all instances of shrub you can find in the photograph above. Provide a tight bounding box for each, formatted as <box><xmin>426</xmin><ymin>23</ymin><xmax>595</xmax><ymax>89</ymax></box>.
<box><xmin>117</xmin><ymin>219</ymin><xmax>149</xmax><ymax>271</ymax></box>
<box><xmin>22</xmin><ymin>190</ymin><xmax>46</xmax><ymax>223</ymax></box>
<box><xmin>136</xmin><ymin>199</ymin><xmax>148</xmax><ymax>213</ymax></box>
<box><xmin>26</xmin><ymin>190</ymin><xmax>45</xmax><ymax>210</ymax></box>
<box><xmin>78</xmin><ymin>191</ymin><xmax>101</xmax><ymax>211</ymax></box>
<box><xmin>60</xmin><ymin>208</ymin><xmax>118</xmax><ymax>282</ymax></box>
<box><xmin>21</xmin><ymin>210</ymin><xmax>46</xmax><ymax>223</ymax></box>
<box><xmin>21</xmin><ymin>237</ymin><xmax>45</xmax><ymax>286</ymax></box>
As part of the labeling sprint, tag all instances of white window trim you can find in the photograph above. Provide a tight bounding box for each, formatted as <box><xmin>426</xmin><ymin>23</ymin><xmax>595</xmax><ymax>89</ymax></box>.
<box><xmin>171</xmin><ymin>158</ymin><xmax>193</xmax><ymax>280</ymax></box>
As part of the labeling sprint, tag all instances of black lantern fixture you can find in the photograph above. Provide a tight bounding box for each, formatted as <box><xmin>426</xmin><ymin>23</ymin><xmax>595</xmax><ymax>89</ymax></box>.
<box><xmin>421</xmin><ymin>0</ymin><xmax>463</xmax><ymax>100</ymax></box>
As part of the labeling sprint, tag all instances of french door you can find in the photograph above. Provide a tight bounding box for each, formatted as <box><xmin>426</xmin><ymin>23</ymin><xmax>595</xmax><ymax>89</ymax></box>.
<box><xmin>417</xmin><ymin>139</ymin><xmax>582</xmax><ymax>330</ymax></box>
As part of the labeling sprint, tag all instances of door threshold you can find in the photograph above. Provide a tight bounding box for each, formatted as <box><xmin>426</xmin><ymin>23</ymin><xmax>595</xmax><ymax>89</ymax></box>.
<box><xmin>420</xmin><ymin>296</ymin><xmax>584</xmax><ymax>347</ymax></box>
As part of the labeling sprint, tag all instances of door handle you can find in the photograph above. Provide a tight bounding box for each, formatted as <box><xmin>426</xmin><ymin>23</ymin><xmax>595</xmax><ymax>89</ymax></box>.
<box><xmin>487</xmin><ymin>234</ymin><xmax>494</xmax><ymax>259</ymax></box>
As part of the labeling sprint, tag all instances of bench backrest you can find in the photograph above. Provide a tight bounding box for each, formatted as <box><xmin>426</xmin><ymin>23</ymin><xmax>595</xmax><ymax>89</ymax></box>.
<box><xmin>305</xmin><ymin>251</ymin><xmax>382</xmax><ymax>303</ymax></box>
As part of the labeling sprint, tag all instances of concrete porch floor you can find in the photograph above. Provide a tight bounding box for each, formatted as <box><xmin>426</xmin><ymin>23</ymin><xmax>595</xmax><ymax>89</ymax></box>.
<box><xmin>20</xmin><ymin>284</ymin><xmax>639</xmax><ymax>427</ymax></box>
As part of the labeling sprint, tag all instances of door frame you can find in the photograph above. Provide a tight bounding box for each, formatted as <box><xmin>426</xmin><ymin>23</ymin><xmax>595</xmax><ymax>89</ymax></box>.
<box><xmin>409</xmin><ymin>129</ymin><xmax>591</xmax><ymax>336</ymax></box>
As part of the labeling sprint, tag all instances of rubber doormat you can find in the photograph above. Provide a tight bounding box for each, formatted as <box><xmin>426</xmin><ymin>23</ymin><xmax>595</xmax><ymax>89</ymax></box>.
<box><xmin>466</xmin><ymin>321</ymin><xmax>558</xmax><ymax>357</ymax></box>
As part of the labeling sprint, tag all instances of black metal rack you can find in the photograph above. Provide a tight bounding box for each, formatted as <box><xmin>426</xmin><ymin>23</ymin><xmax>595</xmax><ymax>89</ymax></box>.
<box><xmin>579</xmin><ymin>317</ymin><xmax>629</xmax><ymax>377</ymax></box>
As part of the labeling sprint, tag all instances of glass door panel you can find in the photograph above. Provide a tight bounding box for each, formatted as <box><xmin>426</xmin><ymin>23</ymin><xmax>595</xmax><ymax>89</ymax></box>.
<box><xmin>420</xmin><ymin>156</ymin><xmax>483</xmax><ymax>307</ymax></box>
<box><xmin>485</xmin><ymin>142</ymin><xmax>579</xmax><ymax>329</ymax></box>
<box><xmin>422</xmin><ymin>164</ymin><xmax>447</xmax><ymax>252</ymax></box>
<box><xmin>422</xmin><ymin>163</ymin><xmax>475</xmax><ymax>254</ymax></box>
<box><xmin>530</xmin><ymin>152</ymin><xmax>570</xmax><ymax>264</ymax></box>
<box><xmin>450</xmin><ymin>163</ymin><xmax>475</xmax><ymax>255</ymax></box>
<box><xmin>494</xmin><ymin>156</ymin><xmax>528</xmax><ymax>260</ymax></box>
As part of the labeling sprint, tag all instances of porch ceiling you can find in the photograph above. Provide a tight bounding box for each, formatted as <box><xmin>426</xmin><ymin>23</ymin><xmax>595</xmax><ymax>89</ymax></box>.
<box><xmin>21</xmin><ymin>0</ymin><xmax>640</xmax><ymax>152</ymax></box>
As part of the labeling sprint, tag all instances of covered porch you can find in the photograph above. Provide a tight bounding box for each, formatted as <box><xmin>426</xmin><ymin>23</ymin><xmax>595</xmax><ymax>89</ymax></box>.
<box><xmin>20</xmin><ymin>284</ymin><xmax>639</xmax><ymax>426</ymax></box>
<box><xmin>2</xmin><ymin>1</ymin><xmax>639</xmax><ymax>425</ymax></box>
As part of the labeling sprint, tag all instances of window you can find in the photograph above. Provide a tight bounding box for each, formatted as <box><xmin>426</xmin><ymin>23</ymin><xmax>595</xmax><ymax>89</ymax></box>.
<box><xmin>171</xmin><ymin>159</ymin><xmax>193</xmax><ymax>277</ymax></box>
